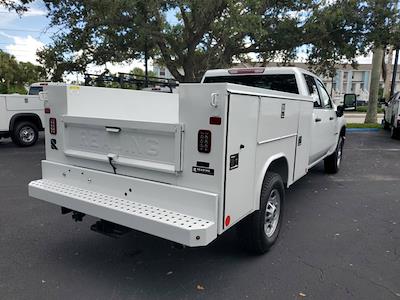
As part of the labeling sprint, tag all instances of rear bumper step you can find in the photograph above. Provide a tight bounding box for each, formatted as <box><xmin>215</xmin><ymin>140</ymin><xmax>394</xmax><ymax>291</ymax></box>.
<box><xmin>29</xmin><ymin>173</ymin><xmax>217</xmax><ymax>246</ymax></box>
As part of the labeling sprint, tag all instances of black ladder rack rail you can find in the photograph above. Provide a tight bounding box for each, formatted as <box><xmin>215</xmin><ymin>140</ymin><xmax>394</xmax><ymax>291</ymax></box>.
<box><xmin>84</xmin><ymin>72</ymin><xmax>179</xmax><ymax>92</ymax></box>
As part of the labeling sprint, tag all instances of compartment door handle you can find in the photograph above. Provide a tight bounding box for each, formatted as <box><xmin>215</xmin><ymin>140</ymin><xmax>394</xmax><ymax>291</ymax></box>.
<box><xmin>105</xmin><ymin>126</ymin><xmax>121</xmax><ymax>133</ymax></box>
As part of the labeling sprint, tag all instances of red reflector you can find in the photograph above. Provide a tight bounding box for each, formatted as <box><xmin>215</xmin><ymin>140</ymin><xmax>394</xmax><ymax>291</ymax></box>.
<box><xmin>228</xmin><ymin>67</ymin><xmax>265</xmax><ymax>74</ymax></box>
<box><xmin>44</xmin><ymin>108</ymin><xmax>51</xmax><ymax>114</ymax></box>
<box><xmin>49</xmin><ymin>118</ymin><xmax>57</xmax><ymax>135</ymax></box>
<box><xmin>225</xmin><ymin>215</ymin><xmax>231</xmax><ymax>227</ymax></box>
<box><xmin>198</xmin><ymin>130</ymin><xmax>211</xmax><ymax>153</ymax></box>
<box><xmin>209</xmin><ymin>116</ymin><xmax>221</xmax><ymax>125</ymax></box>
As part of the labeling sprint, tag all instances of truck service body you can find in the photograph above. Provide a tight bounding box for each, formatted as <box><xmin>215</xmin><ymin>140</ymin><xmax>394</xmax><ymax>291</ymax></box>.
<box><xmin>29</xmin><ymin>67</ymin><xmax>346</xmax><ymax>253</ymax></box>
<box><xmin>0</xmin><ymin>83</ymin><xmax>46</xmax><ymax>146</ymax></box>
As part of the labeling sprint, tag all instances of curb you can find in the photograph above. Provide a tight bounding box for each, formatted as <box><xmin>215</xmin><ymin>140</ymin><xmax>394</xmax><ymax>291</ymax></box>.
<box><xmin>347</xmin><ymin>128</ymin><xmax>381</xmax><ymax>132</ymax></box>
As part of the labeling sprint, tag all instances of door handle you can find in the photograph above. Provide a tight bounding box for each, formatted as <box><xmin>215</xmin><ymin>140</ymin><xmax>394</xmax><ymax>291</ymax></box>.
<box><xmin>329</xmin><ymin>117</ymin><xmax>334</xmax><ymax>120</ymax></box>
<box><xmin>105</xmin><ymin>126</ymin><xmax>121</xmax><ymax>133</ymax></box>
<box><xmin>315</xmin><ymin>118</ymin><xmax>322</xmax><ymax>122</ymax></box>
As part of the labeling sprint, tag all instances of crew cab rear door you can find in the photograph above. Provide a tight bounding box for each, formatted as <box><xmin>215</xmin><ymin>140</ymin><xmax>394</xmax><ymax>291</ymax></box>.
<box><xmin>304</xmin><ymin>74</ymin><xmax>336</xmax><ymax>164</ymax></box>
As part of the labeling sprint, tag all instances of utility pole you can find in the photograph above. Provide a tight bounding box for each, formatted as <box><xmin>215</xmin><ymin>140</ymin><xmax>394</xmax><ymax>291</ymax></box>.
<box><xmin>390</xmin><ymin>48</ymin><xmax>399</xmax><ymax>97</ymax></box>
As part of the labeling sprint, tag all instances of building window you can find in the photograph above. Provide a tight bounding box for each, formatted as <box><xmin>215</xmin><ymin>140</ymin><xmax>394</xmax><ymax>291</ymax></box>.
<box><xmin>160</xmin><ymin>68</ymin><xmax>165</xmax><ymax>76</ymax></box>
<box><xmin>360</xmin><ymin>82</ymin><xmax>365</xmax><ymax>90</ymax></box>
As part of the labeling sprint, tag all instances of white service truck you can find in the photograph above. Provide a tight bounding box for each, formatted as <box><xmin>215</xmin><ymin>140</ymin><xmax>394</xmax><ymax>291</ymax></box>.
<box><xmin>0</xmin><ymin>83</ymin><xmax>46</xmax><ymax>146</ymax></box>
<box><xmin>28</xmin><ymin>67</ymin><xmax>346</xmax><ymax>253</ymax></box>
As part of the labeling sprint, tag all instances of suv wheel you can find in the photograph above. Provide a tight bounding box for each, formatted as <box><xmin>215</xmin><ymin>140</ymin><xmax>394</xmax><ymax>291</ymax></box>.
<box><xmin>11</xmin><ymin>121</ymin><xmax>38</xmax><ymax>147</ymax></box>
<box><xmin>390</xmin><ymin>126</ymin><xmax>399</xmax><ymax>139</ymax></box>
<box><xmin>237</xmin><ymin>172</ymin><xmax>285</xmax><ymax>254</ymax></box>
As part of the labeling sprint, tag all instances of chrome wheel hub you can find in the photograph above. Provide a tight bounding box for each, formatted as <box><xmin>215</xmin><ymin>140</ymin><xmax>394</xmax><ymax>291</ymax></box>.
<box><xmin>264</xmin><ymin>189</ymin><xmax>280</xmax><ymax>238</ymax></box>
<box><xmin>19</xmin><ymin>126</ymin><xmax>35</xmax><ymax>143</ymax></box>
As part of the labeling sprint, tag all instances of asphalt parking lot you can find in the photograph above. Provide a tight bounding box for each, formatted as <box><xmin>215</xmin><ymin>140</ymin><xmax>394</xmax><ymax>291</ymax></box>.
<box><xmin>0</xmin><ymin>131</ymin><xmax>399</xmax><ymax>300</ymax></box>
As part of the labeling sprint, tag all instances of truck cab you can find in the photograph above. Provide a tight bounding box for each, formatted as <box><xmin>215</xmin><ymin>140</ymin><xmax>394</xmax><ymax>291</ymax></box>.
<box><xmin>202</xmin><ymin>67</ymin><xmax>346</xmax><ymax>170</ymax></box>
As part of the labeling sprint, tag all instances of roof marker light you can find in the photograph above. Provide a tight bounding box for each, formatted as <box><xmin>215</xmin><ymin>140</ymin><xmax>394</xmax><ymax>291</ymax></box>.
<box><xmin>228</xmin><ymin>67</ymin><xmax>265</xmax><ymax>75</ymax></box>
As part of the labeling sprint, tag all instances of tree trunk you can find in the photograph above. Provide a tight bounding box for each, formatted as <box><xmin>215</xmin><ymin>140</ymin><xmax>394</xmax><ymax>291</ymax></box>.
<box><xmin>383</xmin><ymin>45</ymin><xmax>394</xmax><ymax>100</ymax></box>
<box><xmin>365</xmin><ymin>47</ymin><xmax>384</xmax><ymax>124</ymax></box>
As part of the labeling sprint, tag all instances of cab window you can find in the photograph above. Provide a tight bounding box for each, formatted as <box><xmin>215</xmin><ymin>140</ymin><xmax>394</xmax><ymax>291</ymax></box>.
<box><xmin>28</xmin><ymin>86</ymin><xmax>43</xmax><ymax>95</ymax></box>
<box><xmin>315</xmin><ymin>79</ymin><xmax>332</xmax><ymax>109</ymax></box>
<box><xmin>203</xmin><ymin>74</ymin><xmax>299</xmax><ymax>94</ymax></box>
<box><xmin>303</xmin><ymin>74</ymin><xmax>321</xmax><ymax>107</ymax></box>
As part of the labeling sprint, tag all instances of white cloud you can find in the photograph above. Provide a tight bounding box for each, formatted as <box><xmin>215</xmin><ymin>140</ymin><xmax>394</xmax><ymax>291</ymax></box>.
<box><xmin>0</xmin><ymin>4</ymin><xmax>46</xmax><ymax>26</ymax></box>
<box><xmin>0</xmin><ymin>32</ymin><xmax>44</xmax><ymax>64</ymax></box>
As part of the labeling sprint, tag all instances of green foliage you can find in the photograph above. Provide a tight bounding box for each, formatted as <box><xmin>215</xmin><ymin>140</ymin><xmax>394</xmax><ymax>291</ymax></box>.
<box><xmin>39</xmin><ymin>0</ymin><xmax>317</xmax><ymax>82</ymax></box>
<box><xmin>0</xmin><ymin>50</ymin><xmax>46</xmax><ymax>94</ymax></box>
<box><xmin>38</xmin><ymin>0</ymin><xmax>400</xmax><ymax>82</ymax></box>
<box><xmin>356</xmin><ymin>106</ymin><xmax>384</xmax><ymax>113</ymax></box>
<box><xmin>347</xmin><ymin>123</ymin><xmax>381</xmax><ymax>128</ymax></box>
<box><xmin>0</xmin><ymin>0</ymin><xmax>33</xmax><ymax>14</ymax></box>
<box><xmin>130</xmin><ymin>67</ymin><xmax>157</xmax><ymax>78</ymax></box>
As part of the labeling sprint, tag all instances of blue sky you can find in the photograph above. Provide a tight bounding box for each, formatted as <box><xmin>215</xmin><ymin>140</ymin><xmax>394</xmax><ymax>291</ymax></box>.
<box><xmin>0</xmin><ymin>1</ymin><xmax>51</xmax><ymax>63</ymax></box>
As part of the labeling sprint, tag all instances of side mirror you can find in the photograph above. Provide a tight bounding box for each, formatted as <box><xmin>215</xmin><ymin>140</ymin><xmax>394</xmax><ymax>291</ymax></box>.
<box><xmin>343</xmin><ymin>93</ymin><xmax>357</xmax><ymax>111</ymax></box>
<box><xmin>378</xmin><ymin>98</ymin><xmax>386</xmax><ymax>104</ymax></box>
<box><xmin>336</xmin><ymin>105</ymin><xmax>344</xmax><ymax>117</ymax></box>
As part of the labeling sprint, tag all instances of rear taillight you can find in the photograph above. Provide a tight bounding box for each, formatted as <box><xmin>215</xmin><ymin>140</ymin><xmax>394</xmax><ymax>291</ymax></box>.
<box><xmin>209</xmin><ymin>116</ymin><xmax>221</xmax><ymax>125</ymax></box>
<box><xmin>198</xmin><ymin>130</ymin><xmax>211</xmax><ymax>153</ymax></box>
<box><xmin>49</xmin><ymin>118</ymin><xmax>57</xmax><ymax>134</ymax></box>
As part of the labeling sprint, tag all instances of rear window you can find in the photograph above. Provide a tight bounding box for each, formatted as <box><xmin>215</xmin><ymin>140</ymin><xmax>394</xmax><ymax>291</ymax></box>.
<box><xmin>203</xmin><ymin>74</ymin><xmax>299</xmax><ymax>94</ymax></box>
<box><xmin>28</xmin><ymin>86</ymin><xmax>43</xmax><ymax>95</ymax></box>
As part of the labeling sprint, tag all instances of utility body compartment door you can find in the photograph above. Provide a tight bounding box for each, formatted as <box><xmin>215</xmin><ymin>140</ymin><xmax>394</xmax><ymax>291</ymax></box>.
<box><xmin>223</xmin><ymin>93</ymin><xmax>258</xmax><ymax>228</ymax></box>
<box><xmin>62</xmin><ymin>115</ymin><xmax>183</xmax><ymax>174</ymax></box>
<box><xmin>293</xmin><ymin>101</ymin><xmax>313</xmax><ymax>181</ymax></box>
<box><xmin>5</xmin><ymin>95</ymin><xmax>42</xmax><ymax>111</ymax></box>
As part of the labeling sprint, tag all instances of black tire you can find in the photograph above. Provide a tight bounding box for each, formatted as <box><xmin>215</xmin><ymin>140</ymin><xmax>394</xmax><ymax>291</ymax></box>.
<box><xmin>11</xmin><ymin>121</ymin><xmax>38</xmax><ymax>147</ymax></box>
<box><xmin>237</xmin><ymin>172</ymin><xmax>285</xmax><ymax>254</ymax></box>
<box><xmin>383</xmin><ymin>119</ymin><xmax>390</xmax><ymax>130</ymax></box>
<box><xmin>390</xmin><ymin>126</ymin><xmax>399</xmax><ymax>139</ymax></box>
<box><xmin>324</xmin><ymin>135</ymin><xmax>344</xmax><ymax>174</ymax></box>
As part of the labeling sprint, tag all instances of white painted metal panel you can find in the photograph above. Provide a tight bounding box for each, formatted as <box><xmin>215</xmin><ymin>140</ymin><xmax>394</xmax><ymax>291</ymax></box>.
<box><xmin>257</xmin><ymin>97</ymin><xmax>300</xmax><ymax>144</ymax></box>
<box><xmin>293</xmin><ymin>101</ymin><xmax>313</xmax><ymax>181</ymax></box>
<box><xmin>5</xmin><ymin>95</ymin><xmax>42</xmax><ymax>111</ymax></box>
<box><xmin>29</xmin><ymin>160</ymin><xmax>219</xmax><ymax>246</ymax></box>
<box><xmin>0</xmin><ymin>97</ymin><xmax>7</xmax><ymax>130</ymax></box>
<box><xmin>62</xmin><ymin>115</ymin><xmax>183</xmax><ymax>173</ymax></box>
<box><xmin>309</xmin><ymin>108</ymin><xmax>336</xmax><ymax>164</ymax></box>
<box><xmin>223</xmin><ymin>93</ymin><xmax>258</xmax><ymax>228</ymax></box>
<box><xmin>66</xmin><ymin>85</ymin><xmax>179</xmax><ymax>123</ymax></box>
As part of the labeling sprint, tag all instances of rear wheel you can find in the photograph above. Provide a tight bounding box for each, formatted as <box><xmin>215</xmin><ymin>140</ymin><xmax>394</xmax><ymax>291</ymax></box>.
<box><xmin>324</xmin><ymin>135</ymin><xmax>344</xmax><ymax>174</ymax></box>
<box><xmin>383</xmin><ymin>119</ymin><xmax>390</xmax><ymax>129</ymax></box>
<box><xmin>237</xmin><ymin>172</ymin><xmax>285</xmax><ymax>254</ymax></box>
<box><xmin>11</xmin><ymin>121</ymin><xmax>38</xmax><ymax>147</ymax></box>
<box><xmin>390</xmin><ymin>126</ymin><xmax>399</xmax><ymax>139</ymax></box>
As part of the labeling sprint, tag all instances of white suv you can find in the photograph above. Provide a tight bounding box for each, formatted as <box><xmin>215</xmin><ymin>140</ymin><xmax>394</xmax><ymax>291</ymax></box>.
<box><xmin>383</xmin><ymin>92</ymin><xmax>400</xmax><ymax>139</ymax></box>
